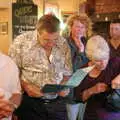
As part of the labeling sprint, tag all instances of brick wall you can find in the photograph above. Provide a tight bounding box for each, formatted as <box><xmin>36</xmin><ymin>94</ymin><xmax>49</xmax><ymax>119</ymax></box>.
<box><xmin>95</xmin><ymin>0</ymin><xmax>120</xmax><ymax>13</ymax></box>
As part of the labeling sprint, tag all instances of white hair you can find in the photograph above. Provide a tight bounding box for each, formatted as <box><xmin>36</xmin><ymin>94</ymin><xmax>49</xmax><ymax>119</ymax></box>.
<box><xmin>86</xmin><ymin>35</ymin><xmax>110</xmax><ymax>60</ymax></box>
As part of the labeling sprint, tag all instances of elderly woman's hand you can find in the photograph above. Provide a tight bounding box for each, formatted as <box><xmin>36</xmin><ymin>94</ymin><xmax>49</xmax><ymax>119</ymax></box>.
<box><xmin>82</xmin><ymin>82</ymin><xmax>108</xmax><ymax>101</ymax></box>
<box><xmin>91</xmin><ymin>82</ymin><xmax>108</xmax><ymax>94</ymax></box>
<box><xmin>112</xmin><ymin>74</ymin><xmax>120</xmax><ymax>89</ymax></box>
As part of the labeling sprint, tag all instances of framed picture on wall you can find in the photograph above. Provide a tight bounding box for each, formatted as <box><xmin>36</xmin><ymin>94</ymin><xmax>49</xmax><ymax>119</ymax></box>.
<box><xmin>0</xmin><ymin>22</ymin><xmax>8</xmax><ymax>35</ymax></box>
<box><xmin>61</xmin><ymin>11</ymin><xmax>74</xmax><ymax>23</ymax></box>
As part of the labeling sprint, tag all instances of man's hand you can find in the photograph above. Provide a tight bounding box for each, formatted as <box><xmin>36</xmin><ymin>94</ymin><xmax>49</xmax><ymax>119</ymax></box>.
<box><xmin>58</xmin><ymin>89</ymin><xmax>70</xmax><ymax>97</ymax></box>
<box><xmin>21</xmin><ymin>80</ymin><xmax>44</xmax><ymax>97</ymax></box>
<box><xmin>112</xmin><ymin>74</ymin><xmax>120</xmax><ymax>89</ymax></box>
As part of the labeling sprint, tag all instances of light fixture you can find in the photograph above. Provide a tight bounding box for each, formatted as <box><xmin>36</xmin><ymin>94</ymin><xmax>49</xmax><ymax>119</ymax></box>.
<box><xmin>96</xmin><ymin>14</ymin><xmax>100</xmax><ymax>18</ymax></box>
<box><xmin>105</xmin><ymin>16</ymin><xmax>108</xmax><ymax>21</ymax></box>
<box><xmin>118</xmin><ymin>14</ymin><xmax>120</xmax><ymax>19</ymax></box>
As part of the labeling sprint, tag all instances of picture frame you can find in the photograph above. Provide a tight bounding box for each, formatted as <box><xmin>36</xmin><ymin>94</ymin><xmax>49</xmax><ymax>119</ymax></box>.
<box><xmin>0</xmin><ymin>22</ymin><xmax>8</xmax><ymax>35</ymax></box>
<box><xmin>61</xmin><ymin>11</ymin><xmax>74</xmax><ymax>23</ymax></box>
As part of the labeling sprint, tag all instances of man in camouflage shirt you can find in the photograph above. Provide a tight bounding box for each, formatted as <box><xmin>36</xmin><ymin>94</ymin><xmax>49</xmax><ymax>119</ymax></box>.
<box><xmin>9</xmin><ymin>14</ymin><xmax>72</xmax><ymax>120</ymax></box>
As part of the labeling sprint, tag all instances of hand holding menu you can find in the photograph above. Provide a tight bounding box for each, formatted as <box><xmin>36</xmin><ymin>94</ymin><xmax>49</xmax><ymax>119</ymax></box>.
<box><xmin>42</xmin><ymin>66</ymin><xmax>95</xmax><ymax>93</ymax></box>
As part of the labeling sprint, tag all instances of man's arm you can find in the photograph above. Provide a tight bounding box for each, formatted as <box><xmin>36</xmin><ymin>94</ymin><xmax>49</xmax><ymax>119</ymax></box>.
<box><xmin>21</xmin><ymin>80</ymin><xmax>44</xmax><ymax>97</ymax></box>
<box><xmin>8</xmin><ymin>35</ymin><xmax>23</xmax><ymax>68</ymax></box>
<box><xmin>63</xmin><ymin>40</ymin><xmax>73</xmax><ymax>76</ymax></box>
<box><xmin>58</xmin><ymin>39</ymin><xmax>73</xmax><ymax>97</ymax></box>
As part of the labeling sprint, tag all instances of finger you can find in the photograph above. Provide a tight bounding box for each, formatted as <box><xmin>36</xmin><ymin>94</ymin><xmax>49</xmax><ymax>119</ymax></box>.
<box><xmin>0</xmin><ymin>110</ymin><xmax>7</xmax><ymax>117</ymax></box>
<box><xmin>99</xmin><ymin>84</ymin><xmax>107</xmax><ymax>89</ymax></box>
<box><xmin>0</xmin><ymin>115</ymin><xmax>5</xmax><ymax>119</ymax></box>
<box><xmin>112</xmin><ymin>84</ymin><xmax>120</xmax><ymax>89</ymax></box>
<box><xmin>0</xmin><ymin>94</ymin><xmax>4</xmax><ymax>99</ymax></box>
<box><xmin>0</xmin><ymin>110</ymin><xmax>11</xmax><ymax>118</ymax></box>
<box><xmin>3</xmin><ymin>111</ymin><xmax>12</xmax><ymax>117</ymax></box>
<box><xmin>1</xmin><ymin>105</ymin><xmax>13</xmax><ymax>112</ymax></box>
<box><xmin>112</xmin><ymin>84</ymin><xmax>116</xmax><ymax>89</ymax></box>
<box><xmin>97</xmin><ymin>86</ymin><xmax>107</xmax><ymax>93</ymax></box>
<box><xmin>0</xmin><ymin>100</ymin><xmax>9</xmax><ymax>108</ymax></box>
<box><xmin>0</xmin><ymin>101</ymin><xmax>14</xmax><ymax>112</ymax></box>
<box><xmin>112</xmin><ymin>80</ymin><xmax>120</xmax><ymax>85</ymax></box>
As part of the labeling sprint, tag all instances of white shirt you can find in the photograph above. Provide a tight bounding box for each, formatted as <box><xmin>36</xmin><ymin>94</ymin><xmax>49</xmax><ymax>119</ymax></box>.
<box><xmin>0</xmin><ymin>52</ymin><xmax>21</xmax><ymax>120</ymax></box>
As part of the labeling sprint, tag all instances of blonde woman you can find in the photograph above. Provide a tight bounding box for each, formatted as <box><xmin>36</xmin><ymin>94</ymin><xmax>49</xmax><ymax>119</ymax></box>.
<box><xmin>65</xmin><ymin>13</ymin><xmax>93</xmax><ymax>120</ymax></box>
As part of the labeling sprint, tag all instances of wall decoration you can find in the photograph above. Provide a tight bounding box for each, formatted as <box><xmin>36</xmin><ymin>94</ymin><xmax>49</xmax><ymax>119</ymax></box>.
<box><xmin>0</xmin><ymin>22</ymin><xmax>8</xmax><ymax>35</ymax></box>
<box><xmin>61</xmin><ymin>11</ymin><xmax>74</xmax><ymax>23</ymax></box>
<box><xmin>12</xmin><ymin>3</ymin><xmax>38</xmax><ymax>39</ymax></box>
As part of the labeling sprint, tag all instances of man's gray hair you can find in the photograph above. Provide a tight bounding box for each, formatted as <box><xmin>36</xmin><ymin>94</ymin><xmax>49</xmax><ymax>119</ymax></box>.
<box><xmin>86</xmin><ymin>35</ymin><xmax>110</xmax><ymax>60</ymax></box>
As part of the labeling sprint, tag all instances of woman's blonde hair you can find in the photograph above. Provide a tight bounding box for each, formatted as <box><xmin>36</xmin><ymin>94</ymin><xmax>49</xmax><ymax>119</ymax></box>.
<box><xmin>86</xmin><ymin>35</ymin><xmax>110</xmax><ymax>60</ymax></box>
<box><xmin>66</xmin><ymin>13</ymin><xmax>93</xmax><ymax>37</ymax></box>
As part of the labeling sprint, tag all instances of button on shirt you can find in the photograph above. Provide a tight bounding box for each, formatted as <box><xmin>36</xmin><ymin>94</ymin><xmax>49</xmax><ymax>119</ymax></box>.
<box><xmin>9</xmin><ymin>30</ymin><xmax>72</xmax><ymax>89</ymax></box>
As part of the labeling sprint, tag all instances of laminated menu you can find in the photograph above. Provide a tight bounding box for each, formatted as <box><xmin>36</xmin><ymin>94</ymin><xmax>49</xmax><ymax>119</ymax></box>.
<box><xmin>42</xmin><ymin>66</ymin><xmax>95</xmax><ymax>93</ymax></box>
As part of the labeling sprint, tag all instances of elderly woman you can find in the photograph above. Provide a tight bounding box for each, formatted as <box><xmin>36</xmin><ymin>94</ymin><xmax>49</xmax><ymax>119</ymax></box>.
<box><xmin>74</xmin><ymin>35</ymin><xmax>120</xmax><ymax>120</ymax></box>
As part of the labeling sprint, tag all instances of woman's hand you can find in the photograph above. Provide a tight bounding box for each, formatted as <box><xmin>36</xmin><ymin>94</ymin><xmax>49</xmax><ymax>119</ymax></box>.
<box><xmin>73</xmin><ymin>36</ymin><xmax>85</xmax><ymax>53</ymax></box>
<box><xmin>91</xmin><ymin>83</ymin><xmax>108</xmax><ymax>94</ymax></box>
<box><xmin>82</xmin><ymin>82</ymin><xmax>108</xmax><ymax>101</ymax></box>
<box><xmin>112</xmin><ymin>74</ymin><xmax>120</xmax><ymax>89</ymax></box>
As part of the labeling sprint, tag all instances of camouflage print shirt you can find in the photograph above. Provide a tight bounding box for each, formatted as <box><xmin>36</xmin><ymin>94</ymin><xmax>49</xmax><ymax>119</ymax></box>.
<box><xmin>9</xmin><ymin>30</ymin><xmax>72</xmax><ymax>89</ymax></box>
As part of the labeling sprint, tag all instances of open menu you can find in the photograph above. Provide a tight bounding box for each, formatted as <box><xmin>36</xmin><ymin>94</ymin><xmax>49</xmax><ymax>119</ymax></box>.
<box><xmin>42</xmin><ymin>66</ymin><xmax>95</xmax><ymax>93</ymax></box>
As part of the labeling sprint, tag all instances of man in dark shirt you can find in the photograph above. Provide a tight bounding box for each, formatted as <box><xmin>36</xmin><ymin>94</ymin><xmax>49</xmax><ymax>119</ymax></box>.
<box><xmin>108</xmin><ymin>20</ymin><xmax>120</xmax><ymax>58</ymax></box>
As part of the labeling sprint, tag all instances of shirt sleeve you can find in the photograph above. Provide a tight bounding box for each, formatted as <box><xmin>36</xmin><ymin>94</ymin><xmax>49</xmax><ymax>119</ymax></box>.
<box><xmin>62</xmin><ymin>39</ymin><xmax>73</xmax><ymax>76</ymax></box>
<box><xmin>8</xmin><ymin>34</ymin><xmax>24</xmax><ymax>68</ymax></box>
<box><xmin>10</xmin><ymin>62</ymin><xmax>21</xmax><ymax>94</ymax></box>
